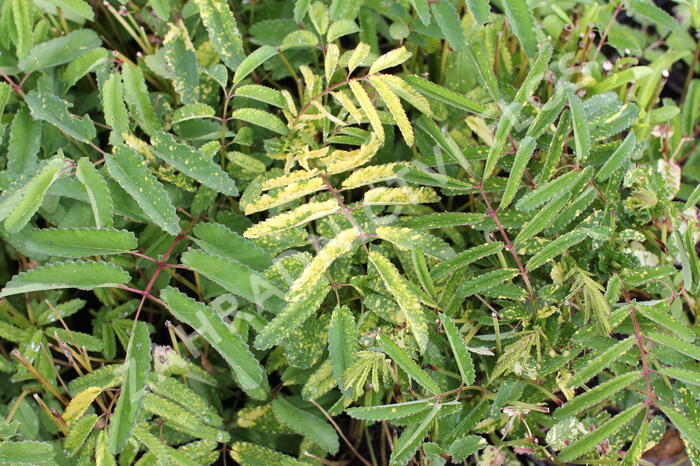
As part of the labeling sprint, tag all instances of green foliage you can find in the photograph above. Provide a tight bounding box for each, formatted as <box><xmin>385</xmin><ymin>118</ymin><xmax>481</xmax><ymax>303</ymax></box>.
<box><xmin>0</xmin><ymin>0</ymin><xmax>698</xmax><ymax>464</ymax></box>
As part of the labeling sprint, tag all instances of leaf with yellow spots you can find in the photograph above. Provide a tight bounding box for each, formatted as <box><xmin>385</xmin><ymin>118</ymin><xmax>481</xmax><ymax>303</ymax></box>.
<box><xmin>150</xmin><ymin>132</ymin><xmax>238</xmax><ymax>195</ymax></box>
<box><xmin>376</xmin><ymin>226</ymin><xmax>455</xmax><ymax>261</ymax></box>
<box><xmin>348</xmin><ymin>80</ymin><xmax>384</xmax><ymax>141</ymax></box>
<box><xmin>193</xmin><ymin>0</ymin><xmax>245</xmax><ymax>71</ymax></box>
<box><xmin>63</xmin><ymin>386</ymin><xmax>102</xmax><ymax>424</ymax></box>
<box><xmin>369</xmin><ymin>251</ymin><xmax>429</xmax><ymax>353</ymax></box>
<box><xmin>369</xmin><ymin>75</ymin><xmax>414</xmax><ymax>146</ymax></box>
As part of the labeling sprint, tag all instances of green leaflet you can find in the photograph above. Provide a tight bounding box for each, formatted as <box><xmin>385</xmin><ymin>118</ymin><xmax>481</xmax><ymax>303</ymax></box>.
<box><xmin>10</xmin><ymin>0</ymin><xmax>32</xmax><ymax>59</ymax></box>
<box><xmin>7</xmin><ymin>108</ymin><xmax>41</xmax><ymax>175</ymax></box>
<box><xmin>19</xmin><ymin>29</ymin><xmax>101</xmax><ymax>72</ymax></box>
<box><xmin>526</xmin><ymin>84</ymin><xmax>566</xmax><ymax>139</ymax></box>
<box><xmin>396</xmin><ymin>212</ymin><xmax>486</xmax><ymax>230</ymax></box>
<box><xmin>142</xmin><ymin>392</ymin><xmax>229</xmax><ymax>441</ymax></box>
<box><xmin>467</xmin><ymin>39</ymin><xmax>499</xmax><ymax>101</ymax></box>
<box><xmin>376</xmin><ymin>226</ymin><xmax>455</xmax><ymax>261</ymax></box>
<box><xmin>466</xmin><ymin>0</ymin><xmax>489</xmax><ymax>24</ymax></box>
<box><xmin>513</xmin><ymin>192</ymin><xmax>571</xmax><ymax>245</ymax></box>
<box><xmin>568</xmin><ymin>90</ymin><xmax>590</xmax><ymax>163</ymax></box>
<box><xmin>76</xmin><ymin>158</ymin><xmax>114</xmax><ymax>229</ymax></box>
<box><xmin>568</xmin><ymin>336</ymin><xmax>636</xmax><ymax>387</ymax></box>
<box><xmin>369</xmin><ymin>75</ymin><xmax>414</xmax><ymax>146</ymax></box>
<box><xmin>150</xmin><ymin>132</ymin><xmax>238</xmax><ymax>195</ymax></box>
<box><xmin>483</xmin><ymin>42</ymin><xmax>551</xmax><ymax>179</ymax></box>
<box><xmin>622</xmin><ymin>265</ymin><xmax>677</xmax><ymax>286</ymax></box>
<box><xmin>62</xmin><ymin>48</ymin><xmax>110</xmax><ymax>87</ymax></box>
<box><xmin>501</xmin><ymin>0</ymin><xmax>538</xmax><ymax>57</ymax></box>
<box><xmin>2</xmin><ymin>156</ymin><xmax>67</xmax><ymax>234</ymax></box>
<box><xmin>161</xmin><ymin>287</ymin><xmax>265</xmax><ymax>392</ymax></box>
<box><xmin>635</xmin><ymin>304</ymin><xmax>694</xmax><ymax>342</ymax></box>
<box><xmin>411</xmin><ymin>247</ymin><xmax>437</xmax><ymax>298</ymax></box>
<box><xmin>440</xmin><ymin>313</ymin><xmax>475</xmax><ymax>385</ymax></box>
<box><xmin>659</xmin><ymin>367</ymin><xmax>700</xmax><ymax>387</ymax></box>
<box><xmin>233</xmin><ymin>45</ymin><xmax>277</xmax><ymax>86</ymax></box>
<box><xmin>526</xmin><ymin>229</ymin><xmax>587</xmax><ymax>271</ymax></box>
<box><xmin>658</xmin><ymin>401</ymin><xmax>700</xmax><ymax>452</ymax></box>
<box><xmin>193</xmin><ymin>222</ymin><xmax>271</xmax><ymax>271</ymax></box>
<box><xmin>557</xmin><ymin>404</ymin><xmax>644</xmax><ymax>462</ymax></box>
<box><xmin>431</xmin><ymin>242</ymin><xmax>503</xmax><ymax>280</ymax></box>
<box><xmin>431</xmin><ymin>1</ymin><xmax>466</xmax><ymax>51</ymax></box>
<box><xmin>121</xmin><ymin>63</ymin><xmax>161</xmax><ymax>136</ymax></box>
<box><xmin>456</xmin><ymin>269</ymin><xmax>518</xmax><ymax>298</ymax></box>
<box><xmin>500</xmin><ymin>136</ymin><xmax>536</xmax><ymax>209</ymax></box>
<box><xmin>105</xmin><ymin>146</ymin><xmax>180</xmax><ymax>235</ymax></box>
<box><xmin>272</xmin><ymin>398</ymin><xmax>339</xmax><ymax>454</ymax></box>
<box><xmin>592</xmin><ymin>66</ymin><xmax>653</xmax><ymax>94</ymax></box>
<box><xmin>405</xmin><ymin>75</ymin><xmax>491</xmax><ymax>117</ymax></box>
<box><xmin>377</xmin><ymin>335</ymin><xmax>439</xmax><ymax>394</ymax></box>
<box><xmin>554</xmin><ymin>372</ymin><xmax>641</xmax><ymax>419</ymax></box>
<box><xmin>647</xmin><ymin>332</ymin><xmax>700</xmax><ymax>361</ymax></box>
<box><xmin>516</xmin><ymin>170</ymin><xmax>580</xmax><ymax>211</ymax></box>
<box><xmin>448</xmin><ymin>436</ymin><xmax>488</xmax><ymax>461</ymax></box>
<box><xmin>96</xmin><ymin>429</ymin><xmax>114</xmax><ymax>466</ymax></box>
<box><xmin>231</xmin><ymin>108</ymin><xmax>288</xmax><ymax>135</ymax></box>
<box><xmin>108</xmin><ymin>323</ymin><xmax>151</xmax><ymax>454</ymax></box>
<box><xmin>9</xmin><ymin>228</ymin><xmax>136</xmax><ymax>258</ymax></box>
<box><xmin>328</xmin><ymin>306</ymin><xmax>357</xmax><ymax>392</ymax></box>
<box><xmin>193</xmin><ymin>0</ymin><xmax>245</xmax><ymax>71</ymax></box>
<box><xmin>409</xmin><ymin>0</ymin><xmax>431</xmax><ymax>25</ymax></box>
<box><xmin>538</xmin><ymin>109</ymin><xmax>570</xmax><ymax>183</ymax></box>
<box><xmin>628</xmin><ymin>0</ymin><xmax>684</xmax><ymax>35</ymax></box>
<box><xmin>172</xmin><ymin>103</ymin><xmax>215</xmax><ymax>124</ymax></box>
<box><xmin>369</xmin><ymin>251</ymin><xmax>430</xmax><ymax>352</ymax></box>
<box><xmin>0</xmin><ymin>441</ymin><xmax>55</xmax><ymax>464</ymax></box>
<box><xmin>164</xmin><ymin>24</ymin><xmax>199</xmax><ymax>105</ymax></box>
<box><xmin>181</xmin><ymin>249</ymin><xmax>286</xmax><ymax>313</ymax></box>
<box><xmin>416</xmin><ymin>115</ymin><xmax>473</xmax><ymax>173</ymax></box>
<box><xmin>596</xmin><ymin>132</ymin><xmax>636</xmax><ymax>181</ymax></box>
<box><xmin>101</xmin><ymin>72</ymin><xmax>129</xmax><ymax>146</ymax></box>
<box><xmin>65</xmin><ymin>414</ymin><xmax>98</xmax><ymax>457</ymax></box>
<box><xmin>236</xmin><ymin>84</ymin><xmax>287</xmax><ymax>108</ymax></box>
<box><xmin>132</xmin><ymin>423</ymin><xmax>199</xmax><ymax>466</ymax></box>
<box><xmin>25</xmin><ymin>92</ymin><xmax>96</xmax><ymax>143</ymax></box>
<box><xmin>368</xmin><ymin>46</ymin><xmax>412</xmax><ymax>75</ymax></box>
<box><xmin>346</xmin><ymin>400</ymin><xmax>435</xmax><ymax>421</ymax></box>
<box><xmin>230</xmin><ymin>442</ymin><xmax>305</xmax><ymax>466</ymax></box>
<box><xmin>390</xmin><ymin>403</ymin><xmax>441</xmax><ymax>465</ymax></box>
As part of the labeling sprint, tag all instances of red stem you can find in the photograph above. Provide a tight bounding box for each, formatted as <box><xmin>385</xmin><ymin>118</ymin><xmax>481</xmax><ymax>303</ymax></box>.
<box><xmin>621</xmin><ymin>285</ymin><xmax>655</xmax><ymax>406</ymax></box>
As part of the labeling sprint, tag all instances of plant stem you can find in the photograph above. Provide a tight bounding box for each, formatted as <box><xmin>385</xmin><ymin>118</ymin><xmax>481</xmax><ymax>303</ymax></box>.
<box><xmin>621</xmin><ymin>285</ymin><xmax>655</xmax><ymax>406</ymax></box>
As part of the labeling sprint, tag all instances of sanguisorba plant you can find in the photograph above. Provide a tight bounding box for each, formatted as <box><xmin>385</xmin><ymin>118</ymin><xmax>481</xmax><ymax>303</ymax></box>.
<box><xmin>0</xmin><ymin>0</ymin><xmax>699</xmax><ymax>464</ymax></box>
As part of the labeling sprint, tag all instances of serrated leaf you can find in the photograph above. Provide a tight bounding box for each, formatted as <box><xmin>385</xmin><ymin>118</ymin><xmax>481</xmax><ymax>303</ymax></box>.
<box><xmin>369</xmin><ymin>251</ymin><xmax>430</xmax><ymax>352</ymax></box>
<box><xmin>516</xmin><ymin>170</ymin><xmax>580</xmax><ymax>211</ymax></box>
<box><xmin>102</xmin><ymin>72</ymin><xmax>129</xmax><ymax>146</ymax></box>
<box><xmin>390</xmin><ymin>403</ymin><xmax>441</xmax><ymax>464</ymax></box>
<box><xmin>347</xmin><ymin>400</ymin><xmax>434</xmax><ymax>421</ymax></box>
<box><xmin>596</xmin><ymin>132</ymin><xmax>635</xmax><ymax>181</ymax></box>
<box><xmin>19</xmin><ymin>29</ymin><xmax>100</xmax><ymax>72</ymax></box>
<box><xmin>62</xmin><ymin>48</ymin><xmax>110</xmax><ymax>87</ymax></box>
<box><xmin>526</xmin><ymin>84</ymin><xmax>566</xmax><ymax>139</ymax></box>
<box><xmin>132</xmin><ymin>423</ymin><xmax>198</xmax><ymax>466</ymax></box>
<box><xmin>25</xmin><ymin>92</ymin><xmax>96</xmax><ymax>143</ymax></box>
<box><xmin>233</xmin><ymin>45</ymin><xmax>277</xmax><ymax>86</ymax></box>
<box><xmin>0</xmin><ymin>440</ymin><xmax>55</xmax><ymax>464</ymax></box>
<box><xmin>150</xmin><ymin>132</ymin><xmax>238</xmax><ymax>195</ymax></box>
<box><xmin>0</xmin><ymin>260</ymin><xmax>129</xmax><ymax>297</ymax></box>
<box><xmin>369</xmin><ymin>75</ymin><xmax>413</xmax><ymax>145</ymax></box>
<box><xmin>568</xmin><ymin>90</ymin><xmax>590</xmax><ymax>164</ymax></box>
<box><xmin>231</xmin><ymin>108</ymin><xmax>288</xmax><ymax>135</ymax></box>
<box><xmin>568</xmin><ymin>336</ymin><xmax>636</xmax><ymax>387</ymax></box>
<box><xmin>431</xmin><ymin>242</ymin><xmax>503</xmax><ymax>280</ymax></box>
<box><xmin>236</xmin><ymin>84</ymin><xmax>287</xmax><ymax>108</ymax></box>
<box><xmin>621</xmin><ymin>417</ymin><xmax>650</xmax><ymax>466</ymax></box>
<box><xmin>501</xmin><ymin>0</ymin><xmax>538</xmax><ymax>57</ymax></box>
<box><xmin>327</xmin><ymin>19</ymin><xmax>359</xmax><ymax>42</ymax></box>
<box><xmin>172</xmin><ymin>103</ymin><xmax>216</xmax><ymax>124</ymax></box>
<box><xmin>76</xmin><ymin>158</ymin><xmax>113</xmax><ymax>229</ymax></box>
<box><xmin>405</xmin><ymin>75</ymin><xmax>490</xmax><ymax>117</ymax></box>
<box><xmin>193</xmin><ymin>0</ymin><xmax>245</xmax><ymax>71</ymax></box>
<box><xmin>558</xmin><ymin>404</ymin><xmax>644</xmax><ymax>462</ymax></box>
<box><xmin>142</xmin><ymin>393</ymin><xmax>229</xmax><ymax>442</ymax></box>
<box><xmin>409</xmin><ymin>0</ymin><xmax>431</xmax><ymax>25</ymax></box>
<box><xmin>7</xmin><ymin>109</ymin><xmax>41</xmax><ymax>175</ymax></box>
<box><xmin>431</xmin><ymin>1</ymin><xmax>466</xmax><ymax>51</ymax></box>
<box><xmin>244</xmin><ymin>199</ymin><xmax>339</xmax><ymax>238</ymax></box>
<box><xmin>63</xmin><ymin>386</ymin><xmax>102</xmax><ymax>424</ymax></box>
<box><xmin>376</xmin><ymin>226</ymin><xmax>455</xmax><ymax>261</ymax></box>
<box><xmin>121</xmin><ymin>63</ymin><xmax>161</xmax><ymax>136</ymax></box>
<box><xmin>448</xmin><ymin>435</ymin><xmax>488</xmax><ymax>461</ymax></box>
<box><xmin>181</xmin><ymin>249</ymin><xmax>286</xmax><ymax>313</ymax></box>
<box><xmin>10</xmin><ymin>228</ymin><xmax>136</xmax><ymax>258</ymax></box>
<box><xmin>3</xmin><ymin>156</ymin><xmax>67</xmax><ymax>233</ymax></box>
<box><xmin>659</xmin><ymin>367</ymin><xmax>700</xmax><ymax>387</ymax></box>
<box><xmin>526</xmin><ymin>229</ymin><xmax>587</xmax><ymax>271</ymax></box>
<box><xmin>396</xmin><ymin>212</ymin><xmax>485</xmax><ymax>230</ymax></box>
<box><xmin>658</xmin><ymin>401</ymin><xmax>700</xmax><ymax>451</ymax></box>
<box><xmin>457</xmin><ymin>269</ymin><xmax>518</xmax><ymax>298</ymax></box>
<box><xmin>377</xmin><ymin>335</ymin><xmax>439</xmax><ymax>394</ymax></box>
<box><xmin>328</xmin><ymin>306</ymin><xmax>357</xmax><ymax>392</ymax></box>
<box><xmin>348</xmin><ymin>80</ymin><xmax>384</xmax><ymax>140</ymax></box>
<box><xmin>554</xmin><ymin>372</ymin><xmax>641</xmax><ymax>419</ymax></box>
<box><xmin>64</xmin><ymin>414</ymin><xmax>98</xmax><ymax>457</ymax></box>
<box><xmin>230</xmin><ymin>442</ymin><xmax>305</xmax><ymax>465</ymax></box>
<box><xmin>647</xmin><ymin>332</ymin><xmax>700</xmax><ymax>361</ymax></box>
<box><xmin>466</xmin><ymin>0</ymin><xmax>489</xmax><ymax>24</ymax></box>
<box><xmin>636</xmin><ymin>304</ymin><xmax>694</xmax><ymax>342</ymax></box>
<box><xmin>244</xmin><ymin>177</ymin><xmax>325</xmax><ymax>214</ymax></box>
<box><xmin>193</xmin><ymin>222</ymin><xmax>271</xmax><ymax>271</ymax></box>
<box><xmin>108</xmin><ymin>323</ymin><xmax>151</xmax><ymax>454</ymax></box>
<box><xmin>281</xmin><ymin>30</ymin><xmax>319</xmax><ymax>50</ymax></box>
<box><xmin>628</xmin><ymin>0</ymin><xmax>684</xmax><ymax>35</ymax></box>
<box><xmin>105</xmin><ymin>146</ymin><xmax>180</xmax><ymax>235</ymax></box>
<box><xmin>501</xmin><ymin>136</ymin><xmax>536</xmax><ymax>209</ymax></box>
<box><xmin>272</xmin><ymin>397</ymin><xmax>339</xmax><ymax>453</ymax></box>
<box><xmin>161</xmin><ymin>287</ymin><xmax>265</xmax><ymax>391</ymax></box>
<box><xmin>440</xmin><ymin>313</ymin><xmax>475</xmax><ymax>385</ymax></box>
<box><xmin>514</xmin><ymin>192</ymin><xmax>571</xmax><ymax>245</ymax></box>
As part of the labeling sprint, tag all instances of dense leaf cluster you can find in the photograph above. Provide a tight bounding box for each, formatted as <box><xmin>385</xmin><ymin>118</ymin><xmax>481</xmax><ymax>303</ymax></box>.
<box><xmin>0</xmin><ymin>0</ymin><xmax>698</xmax><ymax>464</ymax></box>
